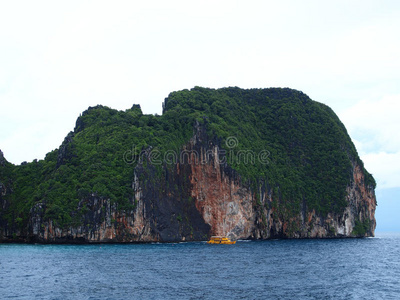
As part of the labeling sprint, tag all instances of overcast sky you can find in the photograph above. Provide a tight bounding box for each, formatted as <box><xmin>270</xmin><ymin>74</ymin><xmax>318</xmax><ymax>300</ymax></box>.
<box><xmin>1</xmin><ymin>0</ymin><xmax>400</xmax><ymax>196</ymax></box>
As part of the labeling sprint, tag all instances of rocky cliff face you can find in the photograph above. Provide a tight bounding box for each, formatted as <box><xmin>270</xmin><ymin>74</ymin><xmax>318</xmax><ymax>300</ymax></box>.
<box><xmin>0</xmin><ymin>121</ymin><xmax>376</xmax><ymax>243</ymax></box>
<box><xmin>252</xmin><ymin>158</ymin><xmax>376</xmax><ymax>239</ymax></box>
<box><xmin>180</xmin><ymin>122</ymin><xmax>376</xmax><ymax>240</ymax></box>
<box><xmin>29</xmin><ymin>193</ymin><xmax>164</xmax><ymax>243</ymax></box>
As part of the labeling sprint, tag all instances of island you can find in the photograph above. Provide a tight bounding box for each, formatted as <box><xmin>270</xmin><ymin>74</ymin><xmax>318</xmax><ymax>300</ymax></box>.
<box><xmin>0</xmin><ymin>87</ymin><xmax>376</xmax><ymax>243</ymax></box>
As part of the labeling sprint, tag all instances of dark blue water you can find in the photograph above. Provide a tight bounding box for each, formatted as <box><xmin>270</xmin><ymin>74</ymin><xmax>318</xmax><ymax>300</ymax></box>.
<box><xmin>1</xmin><ymin>233</ymin><xmax>399</xmax><ymax>299</ymax></box>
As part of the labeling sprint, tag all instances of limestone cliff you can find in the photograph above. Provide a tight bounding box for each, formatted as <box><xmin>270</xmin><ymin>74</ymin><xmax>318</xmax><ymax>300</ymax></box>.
<box><xmin>1</xmin><ymin>122</ymin><xmax>376</xmax><ymax>242</ymax></box>
<box><xmin>0</xmin><ymin>87</ymin><xmax>377</xmax><ymax>243</ymax></box>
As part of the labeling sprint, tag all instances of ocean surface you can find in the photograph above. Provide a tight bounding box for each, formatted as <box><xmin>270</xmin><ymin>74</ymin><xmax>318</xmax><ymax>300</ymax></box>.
<box><xmin>1</xmin><ymin>233</ymin><xmax>399</xmax><ymax>299</ymax></box>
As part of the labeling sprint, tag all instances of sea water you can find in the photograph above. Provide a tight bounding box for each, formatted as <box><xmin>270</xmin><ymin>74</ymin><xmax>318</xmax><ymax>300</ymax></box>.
<box><xmin>0</xmin><ymin>233</ymin><xmax>399</xmax><ymax>299</ymax></box>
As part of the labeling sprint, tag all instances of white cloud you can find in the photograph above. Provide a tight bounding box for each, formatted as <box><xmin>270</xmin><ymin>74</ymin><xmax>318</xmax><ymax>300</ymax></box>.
<box><xmin>340</xmin><ymin>95</ymin><xmax>400</xmax><ymax>154</ymax></box>
<box><xmin>340</xmin><ymin>94</ymin><xmax>400</xmax><ymax>189</ymax></box>
<box><xmin>362</xmin><ymin>152</ymin><xmax>400</xmax><ymax>190</ymax></box>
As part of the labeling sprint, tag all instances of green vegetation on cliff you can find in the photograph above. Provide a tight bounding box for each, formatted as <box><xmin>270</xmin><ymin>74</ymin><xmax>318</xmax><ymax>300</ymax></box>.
<box><xmin>0</xmin><ymin>87</ymin><xmax>375</xmax><ymax>231</ymax></box>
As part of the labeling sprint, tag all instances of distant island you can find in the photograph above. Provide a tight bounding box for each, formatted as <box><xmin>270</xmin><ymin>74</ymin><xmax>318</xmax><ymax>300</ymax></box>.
<box><xmin>0</xmin><ymin>87</ymin><xmax>376</xmax><ymax>243</ymax></box>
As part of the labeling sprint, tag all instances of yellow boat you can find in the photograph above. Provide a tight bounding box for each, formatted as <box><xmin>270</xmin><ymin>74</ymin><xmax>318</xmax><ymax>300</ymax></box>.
<box><xmin>207</xmin><ymin>236</ymin><xmax>236</xmax><ymax>245</ymax></box>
